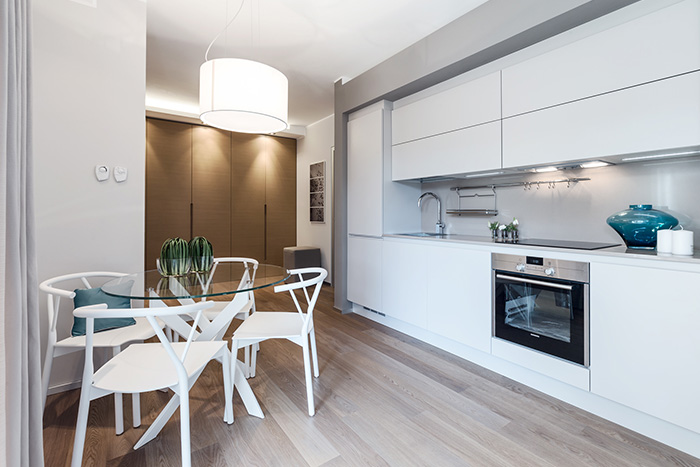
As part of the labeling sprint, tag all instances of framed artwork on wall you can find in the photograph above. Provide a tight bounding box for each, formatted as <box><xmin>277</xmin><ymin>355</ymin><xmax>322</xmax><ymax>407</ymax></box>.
<box><xmin>310</xmin><ymin>161</ymin><xmax>325</xmax><ymax>223</ymax></box>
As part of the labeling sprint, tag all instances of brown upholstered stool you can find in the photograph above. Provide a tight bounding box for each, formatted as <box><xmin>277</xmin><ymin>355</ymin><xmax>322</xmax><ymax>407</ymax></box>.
<box><xmin>283</xmin><ymin>246</ymin><xmax>322</xmax><ymax>282</ymax></box>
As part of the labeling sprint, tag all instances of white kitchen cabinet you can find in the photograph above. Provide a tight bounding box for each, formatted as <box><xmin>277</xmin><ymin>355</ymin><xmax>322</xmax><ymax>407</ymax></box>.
<box><xmin>502</xmin><ymin>0</ymin><xmax>700</xmax><ymax>118</ymax></box>
<box><xmin>347</xmin><ymin>235</ymin><xmax>383</xmax><ymax>312</ymax></box>
<box><xmin>347</xmin><ymin>102</ymin><xmax>387</xmax><ymax>237</ymax></box>
<box><xmin>392</xmin><ymin>72</ymin><xmax>501</xmax><ymax>145</ymax></box>
<box><xmin>392</xmin><ymin>121</ymin><xmax>501</xmax><ymax>181</ymax></box>
<box><xmin>502</xmin><ymin>71</ymin><xmax>700</xmax><ymax>169</ymax></box>
<box><xmin>425</xmin><ymin>245</ymin><xmax>491</xmax><ymax>353</ymax></box>
<box><xmin>590</xmin><ymin>262</ymin><xmax>700</xmax><ymax>434</ymax></box>
<box><xmin>381</xmin><ymin>240</ymin><xmax>428</xmax><ymax>328</ymax></box>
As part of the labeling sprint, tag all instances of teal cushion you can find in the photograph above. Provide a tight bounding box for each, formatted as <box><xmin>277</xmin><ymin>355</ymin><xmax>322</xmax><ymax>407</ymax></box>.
<box><xmin>71</xmin><ymin>281</ymin><xmax>135</xmax><ymax>337</ymax></box>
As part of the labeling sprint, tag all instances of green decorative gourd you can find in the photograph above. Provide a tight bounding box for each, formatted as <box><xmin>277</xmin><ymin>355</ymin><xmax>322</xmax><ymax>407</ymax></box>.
<box><xmin>159</xmin><ymin>237</ymin><xmax>191</xmax><ymax>276</ymax></box>
<box><xmin>189</xmin><ymin>236</ymin><xmax>214</xmax><ymax>273</ymax></box>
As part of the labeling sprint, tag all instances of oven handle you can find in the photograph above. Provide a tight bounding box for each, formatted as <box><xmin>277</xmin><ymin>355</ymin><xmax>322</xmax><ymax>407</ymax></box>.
<box><xmin>495</xmin><ymin>274</ymin><xmax>573</xmax><ymax>291</ymax></box>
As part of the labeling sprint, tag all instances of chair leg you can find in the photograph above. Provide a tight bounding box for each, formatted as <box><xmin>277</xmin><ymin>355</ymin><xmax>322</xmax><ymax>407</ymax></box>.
<box><xmin>112</xmin><ymin>347</ymin><xmax>124</xmax><ymax>435</ymax></box>
<box><xmin>243</xmin><ymin>345</ymin><xmax>250</xmax><ymax>379</ymax></box>
<box><xmin>222</xmin><ymin>350</ymin><xmax>234</xmax><ymax>424</ymax></box>
<box><xmin>309</xmin><ymin>329</ymin><xmax>319</xmax><ymax>378</ymax></box>
<box><xmin>41</xmin><ymin>345</ymin><xmax>54</xmax><ymax>410</ymax></box>
<box><xmin>301</xmin><ymin>341</ymin><xmax>315</xmax><ymax>416</ymax></box>
<box><xmin>132</xmin><ymin>393</ymin><xmax>141</xmax><ymax>428</ymax></box>
<box><xmin>71</xmin><ymin>385</ymin><xmax>93</xmax><ymax>467</ymax></box>
<box><xmin>178</xmin><ymin>381</ymin><xmax>192</xmax><ymax>467</ymax></box>
<box><xmin>250</xmin><ymin>342</ymin><xmax>257</xmax><ymax>378</ymax></box>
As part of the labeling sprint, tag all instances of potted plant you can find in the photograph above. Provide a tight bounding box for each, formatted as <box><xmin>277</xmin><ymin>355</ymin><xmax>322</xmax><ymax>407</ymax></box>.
<box><xmin>487</xmin><ymin>221</ymin><xmax>500</xmax><ymax>240</ymax></box>
<box><xmin>505</xmin><ymin>218</ymin><xmax>519</xmax><ymax>242</ymax></box>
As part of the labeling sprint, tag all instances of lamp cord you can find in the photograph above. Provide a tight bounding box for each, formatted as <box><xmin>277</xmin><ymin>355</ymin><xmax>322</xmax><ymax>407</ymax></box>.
<box><xmin>204</xmin><ymin>0</ymin><xmax>246</xmax><ymax>62</ymax></box>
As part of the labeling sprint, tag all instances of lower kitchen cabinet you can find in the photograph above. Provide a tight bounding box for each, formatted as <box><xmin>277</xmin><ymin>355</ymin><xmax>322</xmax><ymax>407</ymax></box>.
<box><xmin>590</xmin><ymin>262</ymin><xmax>700</xmax><ymax>434</ymax></box>
<box><xmin>425</xmin><ymin>245</ymin><xmax>491</xmax><ymax>353</ymax></box>
<box><xmin>347</xmin><ymin>235</ymin><xmax>383</xmax><ymax>312</ymax></box>
<box><xmin>381</xmin><ymin>240</ymin><xmax>428</xmax><ymax>328</ymax></box>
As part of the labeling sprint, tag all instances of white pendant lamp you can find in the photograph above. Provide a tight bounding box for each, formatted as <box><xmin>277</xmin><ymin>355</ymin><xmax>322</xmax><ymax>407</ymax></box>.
<box><xmin>199</xmin><ymin>1</ymin><xmax>288</xmax><ymax>134</ymax></box>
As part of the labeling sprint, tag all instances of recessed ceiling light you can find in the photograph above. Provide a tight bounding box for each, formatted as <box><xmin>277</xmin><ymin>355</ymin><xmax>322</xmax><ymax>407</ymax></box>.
<box><xmin>533</xmin><ymin>166</ymin><xmax>558</xmax><ymax>173</ymax></box>
<box><xmin>580</xmin><ymin>160</ymin><xmax>612</xmax><ymax>169</ymax></box>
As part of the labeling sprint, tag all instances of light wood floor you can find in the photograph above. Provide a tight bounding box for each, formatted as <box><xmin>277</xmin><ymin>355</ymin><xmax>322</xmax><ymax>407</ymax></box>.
<box><xmin>43</xmin><ymin>285</ymin><xmax>699</xmax><ymax>466</ymax></box>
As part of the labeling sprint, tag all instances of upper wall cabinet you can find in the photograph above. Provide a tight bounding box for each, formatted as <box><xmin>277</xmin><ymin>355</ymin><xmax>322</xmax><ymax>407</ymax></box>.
<box><xmin>392</xmin><ymin>72</ymin><xmax>501</xmax><ymax>145</ymax></box>
<box><xmin>502</xmin><ymin>0</ymin><xmax>700</xmax><ymax>118</ymax></box>
<box><xmin>391</xmin><ymin>72</ymin><xmax>502</xmax><ymax>181</ymax></box>
<box><xmin>502</xmin><ymin>70</ymin><xmax>700</xmax><ymax>168</ymax></box>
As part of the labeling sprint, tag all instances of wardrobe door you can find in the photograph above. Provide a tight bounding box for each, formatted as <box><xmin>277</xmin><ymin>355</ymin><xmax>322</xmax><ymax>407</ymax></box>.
<box><xmin>265</xmin><ymin>136</ymin><xmax>297</xmax><ymax>266</ymax></box>
<box><xmin>145</xmin><ymin>119</ymin><xmax>192</xmax><ymax>269</ymax></box>
<box><xmin>231</xmin><ymin>133</ymin><xmax>266</xmax><ymax>262</ymax></box>
<box><xmin>192</xmin><ymin>126</ymin><xmax>231</xmax><ymax>257</ymax></box>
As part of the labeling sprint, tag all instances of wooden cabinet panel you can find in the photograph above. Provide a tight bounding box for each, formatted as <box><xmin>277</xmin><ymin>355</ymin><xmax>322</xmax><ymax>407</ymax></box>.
<box><xmin>192</xmin><ymin>126</ymin><xmax>231</xmax><ymax>257</ymax></box>
<box><xmin>265</xmin><ymin>136</ymin><xmax>297</xmax><ymax>266</ymax></box>
<box><xmin>145</xmin><ymin>119</ymin><xmax>192</xmax><ymax>269</ymax></box>
<box><xmin>231</xmin><ymin>133</ymin><xmax>266</xmax><ymax>262</ymax></box>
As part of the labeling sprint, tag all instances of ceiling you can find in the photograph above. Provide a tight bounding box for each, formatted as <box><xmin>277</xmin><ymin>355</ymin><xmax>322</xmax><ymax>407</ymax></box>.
<box><xmin>145</xmin><ymin>0</ymin><xmax>489</xmax><ymax>128</ymax></box>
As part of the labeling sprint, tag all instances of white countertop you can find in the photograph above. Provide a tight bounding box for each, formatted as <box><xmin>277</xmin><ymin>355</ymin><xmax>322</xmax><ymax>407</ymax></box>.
<box><xmin>384</xmin><ymin>233</ymin><xmax>700</xmax><ymax>271</ymax></box>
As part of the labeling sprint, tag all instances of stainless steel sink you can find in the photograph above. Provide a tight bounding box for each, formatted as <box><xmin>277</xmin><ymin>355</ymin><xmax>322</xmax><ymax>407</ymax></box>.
<box><xmin>400</xmin><ymin>232</ymin><xmax>449</xmax><ymax>238</ymax></box>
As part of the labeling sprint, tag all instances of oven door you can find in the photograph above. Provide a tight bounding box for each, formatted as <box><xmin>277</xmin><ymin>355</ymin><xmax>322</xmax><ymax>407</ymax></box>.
<box><xmin>493</xmin><ymin>271</ymin><xmax>589</xmax><ymax>366</ymax></box>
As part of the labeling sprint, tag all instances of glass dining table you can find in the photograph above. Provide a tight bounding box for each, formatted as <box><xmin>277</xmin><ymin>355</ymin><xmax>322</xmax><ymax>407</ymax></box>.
<box><xmin>101</xmin><ymin>262</ymin><xmax>290</xmax><ymax>448</ymax></box>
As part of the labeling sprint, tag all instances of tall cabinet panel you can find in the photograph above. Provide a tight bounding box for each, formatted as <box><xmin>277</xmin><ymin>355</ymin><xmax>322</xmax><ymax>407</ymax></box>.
<box><xmin>192</xmin><ymin>126</ymin><xmax>231</xmax><ymax>257</ymax></box>
<box><xmin>265</xmin><ymin>136</ymin><xmax>297</xmax><ymax>266</ymax></box>
<box><xmin>231</xmin><ymin>133</ymin><xmax>266</xmax><ymax>261</ymax></box>
<box><xmin>145</xmin><ymin>119</ymin><xmax>192</xmax><ymax>269</ymax></box>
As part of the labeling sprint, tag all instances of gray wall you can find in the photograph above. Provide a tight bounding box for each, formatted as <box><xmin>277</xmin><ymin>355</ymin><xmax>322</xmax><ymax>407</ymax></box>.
<box><xmin>418</xmin><ymin>158</ymin><xmax>700</xmax><ymax>246</ymax></box>
<box><xmin>333</xmin><ymin>0</ymin><xmax>640</xmax><ymax>311</ymax></box>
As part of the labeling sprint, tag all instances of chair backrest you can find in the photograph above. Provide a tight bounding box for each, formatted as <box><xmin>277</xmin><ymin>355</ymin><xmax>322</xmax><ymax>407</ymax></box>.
<box><xmin>274</xmin><ymin>267</ymin><xmax>327</xmax><ymax>333</ymax></box>
<box><xmin>39</xmin><ymin>272</ymin><xmax>128</xmax><ymax>341</ymax></box>
<box><xmin>74</xmin><ymin>301</ymin><xmax>216</xmax><ymax>386</ymax></box>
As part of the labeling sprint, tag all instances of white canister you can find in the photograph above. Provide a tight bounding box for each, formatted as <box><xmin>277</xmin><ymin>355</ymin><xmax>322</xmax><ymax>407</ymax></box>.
<box><xmin>672</xmin><ymin>230</ymin><xmax>694</xmax><ymax>256</ymax></box>
<box><xmin>656</xmin><ymin>229</ymin><xmax>674</xmax><ymax>253</ymax></box>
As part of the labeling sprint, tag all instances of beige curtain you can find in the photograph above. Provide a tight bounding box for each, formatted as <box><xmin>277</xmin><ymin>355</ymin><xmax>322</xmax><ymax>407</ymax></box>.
<box><xmin>0</xmin><ymin>0</ymin><xmax>45</xmax><ymax>465</ymax></box>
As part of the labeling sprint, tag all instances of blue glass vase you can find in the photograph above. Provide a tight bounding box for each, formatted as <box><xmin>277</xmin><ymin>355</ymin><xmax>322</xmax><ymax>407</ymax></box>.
<box><xmin>606</xmin><ymin>204</ymin><xmax>678</xmax><ymax>249</ymax></box>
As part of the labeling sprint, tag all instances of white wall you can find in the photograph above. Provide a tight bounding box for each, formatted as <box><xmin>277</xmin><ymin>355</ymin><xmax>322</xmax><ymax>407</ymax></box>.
<box><xmin>33</xmin><ymin>0</ymin><xmax>147</xmax><ymax>392</ymax></box>
<box><xmin>417</xmin><ymin>158</ymin><xmax>700</xmax><ymax>248</ymax></box>
<box><xmin>297</xmin><ymin>115</ymin><xmax>334</xmax><ymax>283</ymax></box>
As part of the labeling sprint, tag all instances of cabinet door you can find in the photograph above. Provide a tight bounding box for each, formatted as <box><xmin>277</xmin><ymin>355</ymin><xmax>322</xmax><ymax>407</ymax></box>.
<box><xmin>502</xmin><ymin>71</ymin><xmax>700</xmax><ymax>168</ymax></box>
<box><xmin>381</xmin><ymin>240</ymin><xmax>428</xmax><ymax>328</ymax></box>
<box><xmin>231</xmin><ymin>133</ymin><xmax>266</xmax><ymax>261</ymax></box>
<box><xmin>347</xmin><ymin>236</ymin><xmax>382</xmax><ymax>312</ymax></box>
<box><xmin>425</xmin><ymin>245</ymin><xmax>491</xmax><ymax>353</ymax></box>
<box><xmin>392</xmin><ymin>72</ymin><xmax>501</xmax><ymax>145</ymax></box>
<box><xmin>502</xmin><ymin>0</ymin><xmax>700</xmax><ymax>117</ymax></box>
<box><xmin>348</xmin><ymin>106</ymin><xmax>384</xmax><ymax>236</ymax></box>
<box><xmin>145</xmin><ymin>119</ymin><xmax>192</xmax><ymax>269</ymax></box>
<box><xmin>392</xmin><ymin>121</ymin><xmax>501</xmax><ymax>181</ymax></box>
<box><xmin>590</xmin><ymin>262</ymin><xmax>700</xmax><ymax>434</ymax></box>
<box><xmin>192</xmin><ymin>126</ymin><xmax>231</xmax><ymax>257</ymax></box>
<box><xmin>266</xmin><ymin>136</ymin><xmax>297</xmax><ymax>266</ymax></box>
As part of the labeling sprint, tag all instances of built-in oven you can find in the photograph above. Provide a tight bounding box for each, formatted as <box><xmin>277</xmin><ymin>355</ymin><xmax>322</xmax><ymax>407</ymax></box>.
<box><xmin>492</xmin><ymin>253</ymin><xmax>589</xmax><ymax>367</ymax></box>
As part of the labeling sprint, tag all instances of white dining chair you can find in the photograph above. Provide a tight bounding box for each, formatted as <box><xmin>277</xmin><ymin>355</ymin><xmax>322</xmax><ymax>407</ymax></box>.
<box><xmin>71</xmin><ymin>300</ymin><xmax>232</xmax><ymax>467</ymax></box>
<box><xmin>39</xmin><ymin>272</ymin><xmax>158</xmax><ymax>435</ymax></box>
<box><xmin>231</xmin><ymin>267</ymin><xmax>327</xmax><ymax>416</ymax></box>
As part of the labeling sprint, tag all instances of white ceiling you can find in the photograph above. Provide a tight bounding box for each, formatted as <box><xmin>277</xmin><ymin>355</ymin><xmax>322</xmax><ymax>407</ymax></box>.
<box><xmin>146</xmin><ymin>0</ymin><xmax>489</xmax><ymax>128</ymax></box>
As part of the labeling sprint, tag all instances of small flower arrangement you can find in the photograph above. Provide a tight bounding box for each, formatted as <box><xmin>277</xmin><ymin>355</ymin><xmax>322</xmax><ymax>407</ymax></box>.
<box><xmin>487</xmin><ymin>221</ymin><xmax>500</xmax><ymax>231</ymax></box>
<box><xmin>505</xmin><ymin>218</ymin><xmax>519</xmax><ymax>232</ymax></box>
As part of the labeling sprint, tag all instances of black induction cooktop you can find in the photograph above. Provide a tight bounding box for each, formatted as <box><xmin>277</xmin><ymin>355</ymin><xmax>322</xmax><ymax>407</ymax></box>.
<box><xmin>512</xmin><ymin>238</ymin><xmax>620</xmax><ymax>250</ymax></box>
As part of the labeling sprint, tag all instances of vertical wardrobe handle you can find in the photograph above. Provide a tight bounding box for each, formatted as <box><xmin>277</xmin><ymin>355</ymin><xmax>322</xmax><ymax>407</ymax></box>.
<box><xmin>263</xmin><ymin>204</ymin><xmax>267</xmax><ymax>261</ymax></box>
<box><xmin>190</xmin><ymin>203</ymin><xmax>194</xmax><ymax>239</ymax></box>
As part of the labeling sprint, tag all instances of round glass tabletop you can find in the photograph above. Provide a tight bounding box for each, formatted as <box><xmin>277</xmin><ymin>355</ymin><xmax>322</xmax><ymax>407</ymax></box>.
<box><xmin>102</xmin><ymin>263</ymin><xmax>290</xmax><ymax>300</ymax></box>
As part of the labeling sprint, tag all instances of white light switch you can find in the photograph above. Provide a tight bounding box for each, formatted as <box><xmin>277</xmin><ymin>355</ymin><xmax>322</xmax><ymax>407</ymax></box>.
<box><xmin>95</xmin><ymin>165</ymin><xmax>110</xmax><ymax>181</ymax></box>
<box><xmin>114</xmin><ymin>166</ymin><xmax>128</xmax><ymax>182</ymax></box>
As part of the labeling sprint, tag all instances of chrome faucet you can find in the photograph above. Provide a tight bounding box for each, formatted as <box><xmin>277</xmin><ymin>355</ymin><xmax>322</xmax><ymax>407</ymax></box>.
<box><xmin>418</xmin><ymin>192</ymin><xmax>445</xmax><ymax>234</ymax></box>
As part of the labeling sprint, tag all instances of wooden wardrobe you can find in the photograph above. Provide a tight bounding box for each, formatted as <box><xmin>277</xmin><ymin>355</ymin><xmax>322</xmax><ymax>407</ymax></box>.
<box><xmin>145</xmin><ymin>118</ymin><xmax>297</xmax><ymax>269</ymax></box>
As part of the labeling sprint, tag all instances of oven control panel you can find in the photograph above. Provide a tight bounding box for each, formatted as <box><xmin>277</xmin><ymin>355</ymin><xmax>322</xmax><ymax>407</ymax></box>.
<box><xmin>492</xmin><ymin>253</ymin><xmax>589</xmax><ymax>283</ymax></box>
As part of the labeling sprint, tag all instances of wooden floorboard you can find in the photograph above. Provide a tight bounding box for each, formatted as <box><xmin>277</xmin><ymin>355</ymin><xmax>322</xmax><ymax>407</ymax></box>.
<box><xmin>43</xmin><ymin>285</ymin><xmax>700</xmax><ymax>466</ymax></box>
